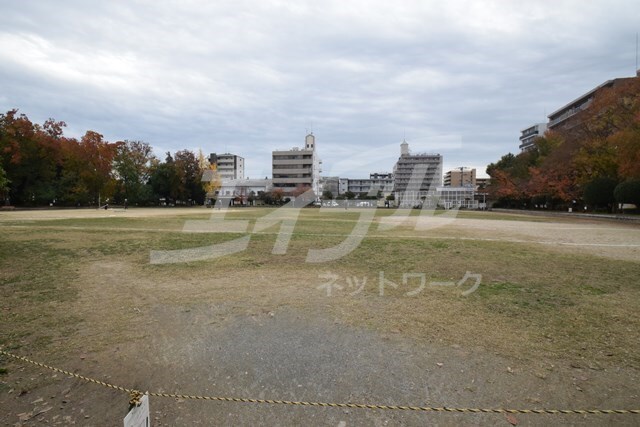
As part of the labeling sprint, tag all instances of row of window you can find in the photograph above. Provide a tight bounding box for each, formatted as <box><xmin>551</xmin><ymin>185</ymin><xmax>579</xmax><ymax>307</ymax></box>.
<box><xmin>272</xmin><ymin>164</ymin><xmax>312</xmax><ymax>169</ymax></box>
<box><xmin>273</xmin><ymin>155</ymin><xmax>313</xmax><ymax>160</ymax></box>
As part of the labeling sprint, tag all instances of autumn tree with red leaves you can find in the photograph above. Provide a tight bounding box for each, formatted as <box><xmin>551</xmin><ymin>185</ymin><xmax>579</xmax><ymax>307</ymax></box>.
<box><xmin>487</xmin><ymin>76</ymin><xmax>640</xmax><ymax>209</ymax></box>
<box><xmin>0</xmin><ymin>109</ymin><xmax>209</xmax><ymax>206</ymax></box>
<box><xmin>0</xmin><ymin>110</ymin><xmax>66</xmax><ymax>205</ymax></box>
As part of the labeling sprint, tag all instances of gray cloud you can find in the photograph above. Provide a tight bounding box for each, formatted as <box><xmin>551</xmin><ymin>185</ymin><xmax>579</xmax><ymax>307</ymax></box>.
<box><xmin>1</xmin><ymin>0</ymin><xmax>639</xmax><ymax>178</ymax></box>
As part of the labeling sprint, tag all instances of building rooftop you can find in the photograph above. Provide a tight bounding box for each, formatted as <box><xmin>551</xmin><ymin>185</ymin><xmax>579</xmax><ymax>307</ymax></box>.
<box><xmin>548</xmin><ymin>77</ymin><xmax>635</xmax><ymax>119</ymax></box>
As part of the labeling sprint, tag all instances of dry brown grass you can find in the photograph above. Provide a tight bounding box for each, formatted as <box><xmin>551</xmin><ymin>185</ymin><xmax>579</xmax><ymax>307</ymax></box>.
<box><xmin>1</xmin><ymin>207</ymin><xmax>639</xmax><ymax>373</ymax></box>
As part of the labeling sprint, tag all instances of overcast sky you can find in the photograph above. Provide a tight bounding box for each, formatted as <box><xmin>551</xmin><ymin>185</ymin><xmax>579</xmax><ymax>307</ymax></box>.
<box><xmin>1</xmin><ymin>1</ymin><xmax>638</xmax><ymax>179</ymax></box>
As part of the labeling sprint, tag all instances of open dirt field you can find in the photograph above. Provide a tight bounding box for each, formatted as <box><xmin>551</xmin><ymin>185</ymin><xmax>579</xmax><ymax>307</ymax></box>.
<box><xmin>1</xmin><ymin>207</ymin><xmax>639</xmax><ymax>426</ymax></box>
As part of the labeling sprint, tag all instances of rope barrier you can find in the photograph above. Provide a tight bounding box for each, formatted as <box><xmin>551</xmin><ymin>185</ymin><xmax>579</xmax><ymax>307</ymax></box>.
<box><xmin>2</xmin><ymin>349</ymin><xmax>639</xmax><ymax>415</ymax></box>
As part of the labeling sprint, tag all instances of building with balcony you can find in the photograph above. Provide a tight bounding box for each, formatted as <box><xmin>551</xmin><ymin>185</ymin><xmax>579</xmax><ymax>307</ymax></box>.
<box><xmin>338</xmin><ymin>178</ymin><xmax>349</xmax><ymax>195</ymax></box>
<box><xmin>519</xmin><ymin>123</ymin><xmax>547</xmax><ymax>152</ymax></box>
<box><xmin>476</xmin><ymin>177</ymin><xmax>490</xmax><ymax>190</ymax></box>
<box><xmin>547</xmin><ymin>76</ymin><xmax>637</xmax><ymax>131</ymax></box>
<box><xmin>344</xmin><ymin>173</ymin><xmax>394</xmax><ymax>197</ymax></box>
<box><xmin>272</xmin><ymin>133</ymin><xmax>321</xmax><ymax>196</ymax></box>
<box><xmin>208</xmin><ymin>153</ymin><xmax>244</xmax><ymax>181</ymax></box>
<box><xmin>392</xmin><ymin>140</ymin><xmax>443</xmax><ymax>207</ymax></box>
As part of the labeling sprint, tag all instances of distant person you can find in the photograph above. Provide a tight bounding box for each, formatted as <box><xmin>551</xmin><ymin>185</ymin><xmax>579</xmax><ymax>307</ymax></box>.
<box><xmin>124</xmin><ymin>199</ymin><xmax>128</xmax><ymax>210</ymax></box>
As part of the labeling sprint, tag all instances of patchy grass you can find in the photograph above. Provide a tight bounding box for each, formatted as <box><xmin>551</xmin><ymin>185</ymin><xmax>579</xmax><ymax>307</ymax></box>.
<box><xmin>1</xmin><ymin>207</ymin><xmax>639</xmax><ymax>369</ymax></box>
<box><xmin>0</xmin><ymin>237</ymin><xmax>80</xmax><ymax>355</ymax></box>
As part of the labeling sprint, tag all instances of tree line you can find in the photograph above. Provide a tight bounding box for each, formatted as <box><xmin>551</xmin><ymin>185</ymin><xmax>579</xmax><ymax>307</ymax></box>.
<box><xmin>0</xmin><ymin>109</ymin><xmax>213</xmax><ymax>207</ymax></box>
<box><xmin>486</xmin><ymin>78</ymin><xmax>640</xmax><ymax>211</ymax></box>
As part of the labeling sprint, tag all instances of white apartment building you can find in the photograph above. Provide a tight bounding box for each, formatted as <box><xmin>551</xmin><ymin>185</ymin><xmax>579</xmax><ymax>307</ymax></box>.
<box><xmin>519</xmin><ymin>123</ymin><xmax>547</xmax><ymax>152</ymax></box>
<box><xmin>344</xmin><ymin>173</ymin><xmax>394</xmax><ymax>197</ymax></box>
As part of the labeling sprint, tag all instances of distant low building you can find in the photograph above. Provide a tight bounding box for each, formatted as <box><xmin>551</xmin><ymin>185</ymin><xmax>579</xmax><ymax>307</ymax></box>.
<box><xmin>344</xmin><ymin>173</ymin><xmax>394</xmax><ymax>197</ymax></box>
<box><xmin>436</xmin><ymin>186</ymin><xmax>477</xmax><ymax>209</ymax></box>
<box><xmin>216</xmin><ymin>178</ymin><xmax>272</xmax><ymax>206</ymax></box>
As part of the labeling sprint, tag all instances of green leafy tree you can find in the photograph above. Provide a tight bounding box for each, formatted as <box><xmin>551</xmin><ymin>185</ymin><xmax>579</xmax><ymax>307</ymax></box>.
<box><xmin>149</xmin><ymin>153</ymin><xmax>180</xmax><ymax>204</ymax></box>
<box><xmin>583</xmin><ymin>177</ymin><xmax>617</xmax><ymax>211</ymax></box>
<box><xmin>614</xmin><ymin>179</ymin><xmax>640</xmax><ymax>208</ymax></box>
<box><xmin>0</xmin><ymin>163</ymin><xmax>10</xmax><ymax>205</ymax></box>
<box><xmin>174</xmin><ymin>149</ymin><xmax>206</xmax><ymax>204</ymax></box>
<box><xmin>113</xmin><ymin>140</ymin><xmax>155</xmax><ymax>205</ymax></box>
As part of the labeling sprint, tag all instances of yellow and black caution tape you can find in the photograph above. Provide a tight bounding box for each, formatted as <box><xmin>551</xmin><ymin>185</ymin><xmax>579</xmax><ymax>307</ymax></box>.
<box><xmin>2</xmin><ymin>349</ymin><xmax>639</xmax><ymax>415</ymax></box>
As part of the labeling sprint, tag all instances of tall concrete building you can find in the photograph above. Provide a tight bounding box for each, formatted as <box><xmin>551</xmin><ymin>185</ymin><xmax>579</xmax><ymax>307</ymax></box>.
<box><xmin>519</xmin><ymin>123</ymin><xmax>547</xmax><ymax>152</ymax></box>
<box><xmin>208</xmin><ymin>153</ymin><xmax>244</xmax><ymax>182</ymax></box>
<box><xmin>444</xmin><ymin>167</ymin><xmax>476</xmax><ymax>187</ymax></box>
<box><xmin>272</xmin><ymin>133</ymin><xmax>321</xmax><ymax>196</ymax></box>
<box><xmin>392</xmin><ymin>140</ymin><xmax>443</xmax><ymax>208</ymax></box>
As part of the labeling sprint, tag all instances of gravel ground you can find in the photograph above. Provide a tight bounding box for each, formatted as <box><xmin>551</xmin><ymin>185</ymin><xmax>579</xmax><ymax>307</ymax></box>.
<box><xmin>3</xmin><ymin>306</ymin><xmax>639</xmax><ymax>426</ymax></box>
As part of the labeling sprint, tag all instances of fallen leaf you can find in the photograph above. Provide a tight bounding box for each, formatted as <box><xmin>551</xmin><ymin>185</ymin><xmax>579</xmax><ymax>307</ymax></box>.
<box><xmin>18</xmin><ymin>412</ymin><xmax>33</xmax><ymax>422</ymax></box>
<box><xmin>505</xmin><ymin>413</ymin><xmax>519</xmax><ymax>425</ymax></box>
